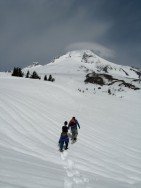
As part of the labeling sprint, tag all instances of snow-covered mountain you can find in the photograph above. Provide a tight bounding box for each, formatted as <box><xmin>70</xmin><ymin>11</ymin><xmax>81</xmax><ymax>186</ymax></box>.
<box><xmin>23</xmin><ymin>50</ymin><xmax>140</xmax><ymax>78</ymax></box>
<box><xmin>0</xmin><ymin>50</ymin><xmax>141</xmax><ymax>188</ymax></box>
<box><xmin>23</xmin><ymin>50</ymin><xmax>141</xmax><ymax>97</ymax></box>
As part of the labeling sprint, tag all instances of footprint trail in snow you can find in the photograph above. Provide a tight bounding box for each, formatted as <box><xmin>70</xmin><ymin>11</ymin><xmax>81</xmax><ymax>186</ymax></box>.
<box><xmin>61</xmin><ymin>151</ymin><xmax>90</xmax><ymax>188</ymax></box>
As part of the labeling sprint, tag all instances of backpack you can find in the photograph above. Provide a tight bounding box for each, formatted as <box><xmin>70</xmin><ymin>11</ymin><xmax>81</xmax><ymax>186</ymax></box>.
<box><xmin>69</xmin><ymin>119</ymin><xmax>77</xmax><ymax>129</ymax></box>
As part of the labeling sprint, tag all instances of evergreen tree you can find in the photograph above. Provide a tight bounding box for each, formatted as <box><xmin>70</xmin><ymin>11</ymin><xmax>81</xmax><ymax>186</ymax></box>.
<box><xmin>108</xmin><ymin>89</ymin><xmax>111</xmax><ymax>95</ymax></box>
<box><xmin>11</xmin><ymin>67</ymin><xmax>23</xmax><ymax>77</ymax></box>
<box><xmin>26</xmin><ymin>70</ymin><xmax>30</xmax><ymax>78</ymax></box>
<box><xmin>11</xmin><ymin>67</ymin><xmax>17</xmax><ymax>76</ymax></box>
<box><xmin>47</xmin><ymin>74</ymin><xmax>55</xmax><ymax>82</ymax></box>
<box><xmin>44</xmin><ymin>75</ymin><xmax>47</xmax><ymax>81</ymax></box>
<box><xmin>18</xmin><ymin>68</ymin><xmax>23</xmax><ymax>77</ymax></box>
<box><xmin>51</xmin><ymin>78</ymin><xmax>55</xmax><ymax>82</ymax></box>
<box><xmin>48</xmin><ymin>74</ymin><xmax>52</xmax><ymax>81</ymax></box>
<box><xmin>30</xmin><ymin>71</ymin><xmax>41</xmax><ymax>79</ymax></box>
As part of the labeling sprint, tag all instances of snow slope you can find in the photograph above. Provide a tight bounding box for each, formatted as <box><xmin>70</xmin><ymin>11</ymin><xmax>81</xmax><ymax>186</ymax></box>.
<box><xmin>0</xmin><ymin>71</ymin><xmax>141</xmax><ymax>188</ymax></box>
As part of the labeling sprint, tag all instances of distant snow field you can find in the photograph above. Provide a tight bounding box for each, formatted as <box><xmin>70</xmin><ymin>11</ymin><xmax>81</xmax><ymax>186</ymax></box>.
<box><xmin>0</xmin><ymin>50</ymin><xmax>141</xmax><ymax>188</ymax></box>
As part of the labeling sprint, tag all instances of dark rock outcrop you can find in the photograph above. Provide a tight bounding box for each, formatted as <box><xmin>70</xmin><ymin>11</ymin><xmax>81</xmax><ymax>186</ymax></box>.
<box><xmin>85</xmin><ymin>72</ymin><xmax>140</xmax><ymax>90</ymax></box>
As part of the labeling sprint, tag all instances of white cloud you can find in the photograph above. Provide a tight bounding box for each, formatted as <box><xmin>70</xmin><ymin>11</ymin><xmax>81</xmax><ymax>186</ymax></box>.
<box><xmin>66</xmin><ymin>42</ymin><xmax>115</xmax><ymax>59</ymax></box>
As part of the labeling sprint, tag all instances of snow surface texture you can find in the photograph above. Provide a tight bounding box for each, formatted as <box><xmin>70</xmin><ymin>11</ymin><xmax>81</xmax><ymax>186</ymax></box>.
<box><xmin>0</xmin><ymin>50</ymin><xmax>141</xmax><ymax>188</ymax></box>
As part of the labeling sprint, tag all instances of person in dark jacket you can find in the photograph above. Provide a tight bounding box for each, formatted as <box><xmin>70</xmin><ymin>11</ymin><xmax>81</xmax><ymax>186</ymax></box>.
<box><xmin>59</xmin><ymin>121</ymin><xmax>69</xmax><ymax>152</ymax></box>
<box><xmin>68</xmin><ymin>117</ymin><xmax>80</xmax><ymax>142</ymax></box>
<box><xmin>62</xmin><ymin>121</ymin><xmax>68</xmax><ymax>133</ymax></box>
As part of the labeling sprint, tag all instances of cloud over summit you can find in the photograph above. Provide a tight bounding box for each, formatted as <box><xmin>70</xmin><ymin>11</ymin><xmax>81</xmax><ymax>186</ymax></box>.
<box><xmin>0</xmin><ymin>0</ymin><xmax>141</xmax><ymax>70</ymax></box>
<box><xmin>66</xmin><ymin>42</ymin><xmax>115</xmax><ymax>60</ymax></box>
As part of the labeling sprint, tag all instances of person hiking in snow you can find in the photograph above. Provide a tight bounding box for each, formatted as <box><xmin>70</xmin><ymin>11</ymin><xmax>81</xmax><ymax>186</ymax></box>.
<box><xmin>58</xmin><ymin>121</ymin><xmax>69</xmax><ymax>152</ymax></box>
<box><xmin>68</xmin><ymin>117</ymin><xmax>80</xmax><ymax>142</ymax></box>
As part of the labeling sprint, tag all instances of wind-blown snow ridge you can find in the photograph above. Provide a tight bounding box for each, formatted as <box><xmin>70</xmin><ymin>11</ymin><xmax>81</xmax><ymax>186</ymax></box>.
<box><xmin>25</xmin><ymin>62</ymin><xmax>42</xmax><ymax>70</ymax></box>
<box><xmin>0</xmin><ymin>74</ymin><xmax>141</xmax><ymax>188</ymax></box>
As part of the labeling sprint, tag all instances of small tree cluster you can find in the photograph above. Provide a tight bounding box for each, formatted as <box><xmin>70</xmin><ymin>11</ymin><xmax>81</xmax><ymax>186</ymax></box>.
<box><xmin>12</xmin><ymin>67</ymin><xmax>23</xmax><ymax>77</ymax></box>
<box><xmin>30</xmin><ymin>71</ymin><xmax>41</xmax><ymax>79</ymax></box>
<box><xmin>44</xmin><ymin>74</ymin><xmax>55</xmax><ymax>82</ymax></box>
<box><xmin>11</xmin><ymin>67</ymin><xmax>55</xmax><ymax>82</ymax></box>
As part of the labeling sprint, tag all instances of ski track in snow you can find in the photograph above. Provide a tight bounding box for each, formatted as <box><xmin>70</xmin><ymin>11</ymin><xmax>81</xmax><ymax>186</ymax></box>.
<box><xmin>61</xmin><ymin>150</ymin><xmax>90</xmax><ymax>188</ymax></box>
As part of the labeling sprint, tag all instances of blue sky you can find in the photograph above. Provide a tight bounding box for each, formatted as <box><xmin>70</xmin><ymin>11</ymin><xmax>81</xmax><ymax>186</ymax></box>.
<box><xmin>0</xmin><ymin>0</ymin><xmax>141</xmax><ymax>70</ymax></box>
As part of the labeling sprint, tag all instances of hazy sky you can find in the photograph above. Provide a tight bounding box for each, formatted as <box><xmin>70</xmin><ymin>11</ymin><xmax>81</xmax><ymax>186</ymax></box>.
<box><xmin>0</xmin><ymin>0</ymin><xmax>141</xmax><ymax>71</ymax></box>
